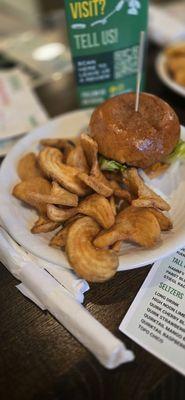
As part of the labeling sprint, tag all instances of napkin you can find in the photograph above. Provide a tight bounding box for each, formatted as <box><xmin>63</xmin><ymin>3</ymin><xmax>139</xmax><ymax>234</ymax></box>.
<box><xmin>0</xmin><ymin>226</ymin><xmax>134</xmax><ymax>369</ymax></box>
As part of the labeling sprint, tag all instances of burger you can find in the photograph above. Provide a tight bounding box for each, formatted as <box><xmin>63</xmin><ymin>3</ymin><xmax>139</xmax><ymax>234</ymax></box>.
<box><xmin>89</xmin><ymin>92</ymin><xmax>183</xmax><ymax>174</ymax></box>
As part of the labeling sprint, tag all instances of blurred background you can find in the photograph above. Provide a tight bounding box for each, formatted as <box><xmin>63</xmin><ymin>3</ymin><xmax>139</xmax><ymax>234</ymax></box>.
<box><xmin>0</xmin><ymin>0</ymin><xmax>69</xmax><ymax>87</ymax></box>
<box><xmin>0</xmin><ymin>0</ymin><xmax>184</xmax><ymax>88</ymax></box>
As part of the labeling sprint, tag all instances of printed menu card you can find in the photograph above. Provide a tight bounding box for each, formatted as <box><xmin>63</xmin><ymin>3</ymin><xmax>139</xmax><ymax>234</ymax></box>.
<box><xmin>120</xmin><ymin>250</ymin><xmax>185</xmax><ymax>375</ymax></box>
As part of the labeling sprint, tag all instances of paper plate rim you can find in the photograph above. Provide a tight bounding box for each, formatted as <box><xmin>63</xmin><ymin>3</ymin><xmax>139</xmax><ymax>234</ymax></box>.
<box><xmin>0</xmin><ymin>109</ymin><xmax>185</xmax><ymax>272</ymax></box>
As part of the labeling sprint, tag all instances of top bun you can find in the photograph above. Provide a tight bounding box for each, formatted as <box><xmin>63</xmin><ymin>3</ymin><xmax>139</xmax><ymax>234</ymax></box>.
<box><xmin>89</xmin><ymin>92</ymin><xmax>180</xmax><ymax>168</ymax></box>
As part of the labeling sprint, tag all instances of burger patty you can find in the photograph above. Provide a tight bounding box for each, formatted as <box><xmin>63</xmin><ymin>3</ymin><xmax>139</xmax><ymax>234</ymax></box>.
<box><xmin>89</xmin><ymin>92</ymin><xmax>180</xmax><ymax>169</ymax></box>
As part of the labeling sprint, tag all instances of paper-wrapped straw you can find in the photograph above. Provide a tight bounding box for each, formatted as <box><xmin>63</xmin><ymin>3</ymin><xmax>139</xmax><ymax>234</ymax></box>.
<box><xmin>0</xmin><ymin>227</ymin><xmax>25</xmax><ymax>280</ymax></box>
<box><xmin>20</xmin><ymin>261</ymin><xmax>134</xmax><ymax>368</ymax></box>
<box><xmin>0</xmin><ymin>226</ymin><xmax>134</xmax><ymax>368</ymax></box>
<box><xmin>16</xmin><ymin>283</ymin><xmax>46</xmax><ymax>310</ymax></box>
<box><xmin>34</xmin><ymin>259</ymin><xmax>89</xmax><ymax>303</ymax></box>
<box><xmin>0</xmin><ymin>227</ymin><xmax>89</xmax><ymax>302</ymax></box>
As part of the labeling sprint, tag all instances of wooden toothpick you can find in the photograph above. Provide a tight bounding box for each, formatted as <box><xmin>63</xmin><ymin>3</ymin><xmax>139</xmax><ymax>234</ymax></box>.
<box><xmin>135</xmin><ymin>31</ymin><xmax>145</xmax><ymax>112</ymax></box>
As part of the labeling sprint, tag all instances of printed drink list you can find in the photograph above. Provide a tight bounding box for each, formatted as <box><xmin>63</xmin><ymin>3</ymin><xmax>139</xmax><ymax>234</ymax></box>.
<box><xmin>120</xmin><ymin>250</ymin><xmax>185</xmax><ymax>375</ymax></box>
<box><xmin>64</xmin><ymin>0</ymin><xmax>148</xmax><ymax>107</ymax></box>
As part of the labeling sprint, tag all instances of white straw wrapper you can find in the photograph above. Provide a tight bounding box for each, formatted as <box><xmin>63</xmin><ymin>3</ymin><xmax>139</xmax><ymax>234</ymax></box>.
<box><xmin>0</xmin><ymin>227</ymin><xmax>24</xmax><ymax>280</ymax></box>
<box><xmin>0</xmin><ymin>226</ymin><xmax>134</xmax><ymax>368</ymax></box>
<box><xmin>0</xmin><ymin>227</ymin><xmax>89</xmax><ymax>302</ymax></box>
<box><xmin>20</xmin><ymin>262</ymin><xmax>134</xmax><ymax>369</ymax></box>
<box><xmin>16</xmin><ymin>283</ymin><xmax>46</xmax><ymax>310</ymax></box>
<box><xmin>35</xmin><ymin>260</ymin><xmax>89</xmax><ymax>303</ymax></box>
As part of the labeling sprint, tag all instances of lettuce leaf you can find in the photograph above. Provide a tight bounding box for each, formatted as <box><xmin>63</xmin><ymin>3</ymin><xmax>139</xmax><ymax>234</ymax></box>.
<box><xmin>166</xmin><ymin>140</ymin><xmax>185</xmax><ymax>164</ymax></box>
<box><xmin>99</xmin><ymin>139</ymin><xmax>185</xmax><ymax>171</ymax></box>
<box><xmin>99</xmin><ymin>156</ymin><xmax>127</xmax><ymax>172</ymax></box>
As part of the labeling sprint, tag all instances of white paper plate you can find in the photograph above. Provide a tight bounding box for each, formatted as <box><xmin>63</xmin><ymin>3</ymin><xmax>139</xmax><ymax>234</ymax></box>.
<box><xmin>0</xmin><ymin>109</ymin><xmax>185</xmax><ymax>272</ymax></box>
<box><xmin>0</xmin><ymin>136</ymin><xmax>23</xmax><ymax>157</ymax></box>
<box><xmin>156</xmin><ymin>52</ymin><xmax>185</xmax><ymax>97</ymax></box>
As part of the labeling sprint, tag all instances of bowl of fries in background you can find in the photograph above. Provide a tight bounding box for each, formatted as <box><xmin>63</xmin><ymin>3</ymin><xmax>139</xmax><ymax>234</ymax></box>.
<box><xmin>156</xmin><ymin>41</ymin><xmax>185</xmax><ymax>97</ymax></box>
<box><xmin>0</xmin><ymin>109</ymin><xmax>185</xmax><ymax>283</ymax></box>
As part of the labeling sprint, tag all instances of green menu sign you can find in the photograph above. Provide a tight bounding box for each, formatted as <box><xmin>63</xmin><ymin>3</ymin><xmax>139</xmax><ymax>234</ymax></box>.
<box><xmin>64</xmin><ymin>0</ymin><xmax>148</xmax><ymax>107</ymax></box>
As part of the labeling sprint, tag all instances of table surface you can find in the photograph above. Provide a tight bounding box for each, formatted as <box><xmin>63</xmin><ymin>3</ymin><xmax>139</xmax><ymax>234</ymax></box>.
<box><xmin>0</xmin><ymin>42</ymin><xmax>185</xmax><ymax>400</ymax></box>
